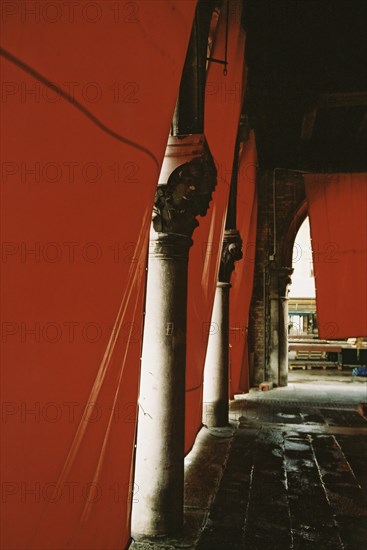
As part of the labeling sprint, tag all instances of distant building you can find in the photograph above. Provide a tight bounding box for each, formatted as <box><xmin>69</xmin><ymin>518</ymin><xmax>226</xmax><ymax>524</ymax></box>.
<box><xmin>288</xmin><ymin>297</ymin><xmax>317</xmax><ymax>337</ymax></box>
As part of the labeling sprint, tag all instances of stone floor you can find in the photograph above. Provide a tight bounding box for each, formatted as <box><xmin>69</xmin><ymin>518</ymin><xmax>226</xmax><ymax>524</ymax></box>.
<box><xmin>130</xmin><ymin>372</ymin><xmax>367</xmax><ymax>550</ymax></box>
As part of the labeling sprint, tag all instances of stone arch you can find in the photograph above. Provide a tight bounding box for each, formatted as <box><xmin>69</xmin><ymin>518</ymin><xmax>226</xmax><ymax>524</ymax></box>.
<box><xmin>281</xmin><ymin>197</ymin><xmax>308</xmax><ymax>268</ymax></box>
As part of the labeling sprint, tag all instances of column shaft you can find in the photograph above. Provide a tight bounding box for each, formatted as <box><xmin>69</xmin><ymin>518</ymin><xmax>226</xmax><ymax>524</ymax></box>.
<box><xmin>203</xmin><ymin>282</ymin><xmax>231</xmax><ymax>427</ymax></box>
<box><xmin>269</xmin><ymin>290</ymin><xmax>280</xmax><ymax>385</ymax></box>
<box><xmin>202</xmin><ymin>229</ymin><xmax>242</xmax><ymax>427</ymax></box>
<box><xmin>131</xmin><ymin>132</ymin><xmax>216</xmax><ymax>538</ymax></box>
<box><xmin>279</xmin><ymin>295</ymin><xmax>289</xmax><ymax>386</ymax></box>
<box><xmin>131</xmin><ymin>234</ymin><xmax>191</xmax><ymax>537</ymax></box>
<box><xmin>269</xmin><ymin>267</ymin><xmax>293</xmax><ymax>387</ymax></box>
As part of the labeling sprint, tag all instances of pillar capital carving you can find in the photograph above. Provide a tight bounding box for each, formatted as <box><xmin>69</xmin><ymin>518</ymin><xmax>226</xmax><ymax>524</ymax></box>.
<box><xmin>218</xmin><ymin>229</ymin><xmax>243</xmax><ymax>283</ymax></box>
<box><xmin>277</xmin><ymin>266</ymin><xmax>294</xmax><ymax>297</ymax></box>
<box><xmin>153</xmin><ymin>134</ymin><xmax>217</xmax><ymax>238</ymax></box>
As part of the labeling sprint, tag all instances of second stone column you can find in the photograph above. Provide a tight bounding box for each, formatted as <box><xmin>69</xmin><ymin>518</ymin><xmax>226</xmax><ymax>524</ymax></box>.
<box><xmin>203</xmin><ymin>229</ymin><xmax>242</xmax><ymax>428</ymax></box>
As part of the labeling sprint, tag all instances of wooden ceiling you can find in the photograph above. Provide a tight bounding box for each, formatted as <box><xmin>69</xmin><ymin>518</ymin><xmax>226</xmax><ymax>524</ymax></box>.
<box><xmin>242</xmin><ymin>0</ymin><xmax>367</xmax><ymax>171</ymax></box>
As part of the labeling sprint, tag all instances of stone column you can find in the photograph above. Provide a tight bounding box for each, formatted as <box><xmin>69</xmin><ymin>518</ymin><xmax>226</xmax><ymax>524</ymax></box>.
<box><xmin>269</xmin><ymin>267</ymin><xmax>293</xmax><ymax>387</ymax></box>
<box><xmin>131</xmin><ymin>135</ymin><xmax>216</xmax><ymax>539</ymax></box>
<box><xmin>269</xmin><ymin>267</ymin><xmax>280</xmax><ymax>386</ymax></box>
<box><xmin>278</xmin><ymin>267</ymin><xmax>293</xmax><ymax>386</ymax></box>
<box><xmin>203</xmin><ymin>229</ymin><xmax>242</xmax><ymax>428</ymax></box>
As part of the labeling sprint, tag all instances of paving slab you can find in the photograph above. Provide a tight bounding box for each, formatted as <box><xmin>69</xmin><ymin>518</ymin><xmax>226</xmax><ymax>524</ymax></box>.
<box><xmin>130</xmin><ymin>377</ymin><xmax>367</xmax><ymax>550</ymax></box>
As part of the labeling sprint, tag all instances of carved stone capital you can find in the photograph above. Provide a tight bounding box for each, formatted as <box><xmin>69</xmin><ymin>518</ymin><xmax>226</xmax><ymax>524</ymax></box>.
<box><xmin>152</xmin><ymin>135</ymin><xmax>217</xmax><ymax>237</ymax></box>
<box><xmin>277</xmin><ymin>266</ymin><xmax>294</xmax><ymax>297</ymax></box>
<box><xmin>218</xmin><ymin>229</ymin><xmax>243</xmax><ymax>283</ymax></box>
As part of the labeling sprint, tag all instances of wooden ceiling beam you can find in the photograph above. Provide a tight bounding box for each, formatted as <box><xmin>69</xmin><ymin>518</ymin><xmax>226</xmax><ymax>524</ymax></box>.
<box><xmin>317</xmin><ymin>92</ymin><xmax>367</xmax><ymax>108</ymax></box>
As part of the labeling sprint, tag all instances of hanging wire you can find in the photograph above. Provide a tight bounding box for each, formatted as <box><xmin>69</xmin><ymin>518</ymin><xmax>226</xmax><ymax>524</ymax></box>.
<box><xmin>223</xmin><ymin>0</ymin><xmax>229</xmax><ymax>75</ymax></box>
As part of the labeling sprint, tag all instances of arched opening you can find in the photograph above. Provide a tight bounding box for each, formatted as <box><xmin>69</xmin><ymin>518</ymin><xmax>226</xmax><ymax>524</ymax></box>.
<box><xmin>288</xmin><ymin>217</ymin><xmax>316</xmax><ymax>339</ymax></box>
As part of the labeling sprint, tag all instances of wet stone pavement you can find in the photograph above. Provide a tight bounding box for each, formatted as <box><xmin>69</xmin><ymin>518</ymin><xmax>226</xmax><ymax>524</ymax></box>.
<box><xmin>130</xmin><ymin>377</ymin><xmax>367</xmax><ymax>550</ymax></box>
<box><xmin>196</xmin><ymin>399</ymin><xmax>367</xmax><ymax>550</ymax></box>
